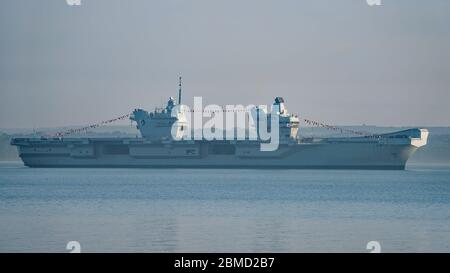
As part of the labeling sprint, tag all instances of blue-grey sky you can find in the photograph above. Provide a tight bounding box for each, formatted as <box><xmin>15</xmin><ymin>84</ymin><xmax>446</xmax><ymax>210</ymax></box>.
<box><xmin>1</xmin><ymin>0</ymin><xmax>449</xmax><ymax>128</ymax></box>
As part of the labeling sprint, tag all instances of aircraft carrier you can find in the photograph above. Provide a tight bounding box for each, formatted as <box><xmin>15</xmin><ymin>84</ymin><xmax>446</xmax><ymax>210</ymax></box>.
<box><xmin>11</xmin><ymin>86</ymin><xmax>428</xmax><ymax>169</ymax></box>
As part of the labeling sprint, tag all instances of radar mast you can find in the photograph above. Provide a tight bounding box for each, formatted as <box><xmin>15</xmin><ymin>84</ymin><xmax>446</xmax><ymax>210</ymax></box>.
<box><xmin>178</xmin><ymin>76</ymin><xmax>182</xmax><ymax>104</ymax></box>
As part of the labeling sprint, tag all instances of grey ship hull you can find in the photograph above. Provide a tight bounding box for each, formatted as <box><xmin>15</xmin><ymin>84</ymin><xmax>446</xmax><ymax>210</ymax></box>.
<box><xmin>11</xmin><ymin>129</ymin><xmax>428</xmax><ymax>170</ymax></box>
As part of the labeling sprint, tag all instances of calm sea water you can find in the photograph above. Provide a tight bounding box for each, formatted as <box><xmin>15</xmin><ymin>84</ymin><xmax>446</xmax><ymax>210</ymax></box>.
<box><xmin>0</xmin><ymin>162</ymin><xmax>449</xmax><ymax>253</ymax></box>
